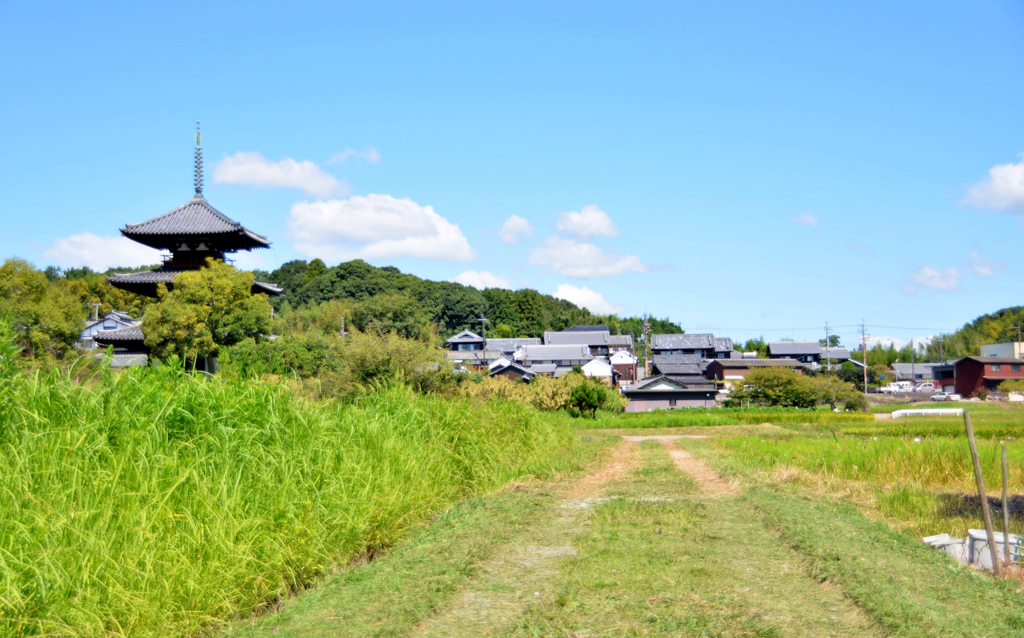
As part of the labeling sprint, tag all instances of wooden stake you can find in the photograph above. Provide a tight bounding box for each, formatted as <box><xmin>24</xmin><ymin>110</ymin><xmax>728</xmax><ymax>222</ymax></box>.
<box><xmin>1003</xmin><ymin>443</ymin><xmax>1011</xmax><ymax>566</ymax></box>
<box><xmin>965</xmin><ymin>412</ymin><xmax>1001</xmax><ymax>576</ymax></box>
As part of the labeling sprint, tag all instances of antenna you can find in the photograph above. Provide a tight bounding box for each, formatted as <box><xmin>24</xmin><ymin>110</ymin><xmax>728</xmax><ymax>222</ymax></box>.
<box><xmin>193</xmin><ymin>120</ymin><xmax>204</xmax><ymax>201</ymax></box>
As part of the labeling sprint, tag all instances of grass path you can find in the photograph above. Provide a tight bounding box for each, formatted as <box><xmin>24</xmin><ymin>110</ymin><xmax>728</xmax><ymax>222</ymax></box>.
<box><xmin>227</xmin><ymin>432</ymin><xmax>1024</xmax><ymax>637</ymax></box>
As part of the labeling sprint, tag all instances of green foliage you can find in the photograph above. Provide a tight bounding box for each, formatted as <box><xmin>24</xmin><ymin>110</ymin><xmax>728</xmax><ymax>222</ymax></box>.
<box><xmin>0</xmin><ymin>363</ymin><xmax>580</xmax><ymax>637</ymax></box>
<box><xmin>613</xmin><ymin>407</ymin><xmax>873</xmax><ymax>428</ymax></box>
<box><xmin>730</xmin><ymin>367</ymin><xmax>863</xmax><ymax>410</ymax></box>
<box><xmin>264</xmin><ymin>258</ymin><xmax>682</xmax><ymax>339</ymax></box>
<box><xmin>570</xmin><ymin>380</ymin><xmax>606</xmax><ymax>417</ymax></box>
<box><xmin>351</xmin><ymin>292</ymin><xmax>429</xmax><ymax>339</ymax></box>
<box><xmin>997</xmin><ymin>379</ymin><xmax>1024</xmax><ymax>394</ymax></box>
<box><xmin>0</xmin><ymin>258</ymin><xmax>85</xmax><ymax>357</ymax></box>
<box><xmin>143</xmin><ymin>259</ymin><xmax>272</xmax><ymax>362</ymax></box>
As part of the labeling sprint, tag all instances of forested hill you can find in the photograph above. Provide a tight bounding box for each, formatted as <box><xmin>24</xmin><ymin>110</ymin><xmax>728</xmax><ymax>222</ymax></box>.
<box><xmin>255</xmin><ymin>258</ymin><xmax>682</xmax><ymax>339</ymax></box>
<box><xmin>920</xmin><ymin>306</ymin><xmax>1024</xmax><ymax>360</ymax></box>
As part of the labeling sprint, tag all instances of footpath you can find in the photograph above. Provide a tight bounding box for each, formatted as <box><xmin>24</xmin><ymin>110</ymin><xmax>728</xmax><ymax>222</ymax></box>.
<box><xmin>226</xmin><ymin>434</ymin><xmax>1024</xmax><ymax>638</ymax></box>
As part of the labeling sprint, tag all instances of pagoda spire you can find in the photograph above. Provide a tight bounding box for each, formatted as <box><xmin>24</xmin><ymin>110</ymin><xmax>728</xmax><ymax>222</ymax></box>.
<box><xmin>192</xmin><ymin>120</ymin><xmax>204</xmax><ymax>201</ymax></box>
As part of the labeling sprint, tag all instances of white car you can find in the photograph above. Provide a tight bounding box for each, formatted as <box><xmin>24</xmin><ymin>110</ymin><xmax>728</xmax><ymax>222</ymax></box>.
<box><xmin>931</xmin><ymin>392</ymin><xmax>962</xmax><ymax>402</ymax></box>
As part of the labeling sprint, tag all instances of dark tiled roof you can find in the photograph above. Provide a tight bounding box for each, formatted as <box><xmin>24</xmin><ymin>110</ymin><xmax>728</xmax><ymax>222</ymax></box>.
<box><xmin>519</xmin><ymin>344</ymin><xmax>592</xmax><ymax>362</ymax></box>
<box><xmin>821</xmin><ymin>347</ymin><xmax>851</xmax><ymax>360</ymax></box>
<box><xmin>627</xmin><ymin>375</ymin><xmax>717</xmax><ymax>392</ymax></box>
<box><xmin>651</xmin><ymin>354</ymin><xmax>701</xmax><ymax>365</ymax></box>
<box><xmin>608</xmin><ymin>334</ymin><xmax>634</xmax><ymax>346</ymax></box>
<box><xmin>122</xmin><ymin>199</ymin><xmax>270</xmax><ymax>248</ymax></box>
<box><xmin>714</xmin><ymin>337</ymin><xmax>734</xmax><ymax>352</ymax></box>
<box><xmin>963</xmin><ymin>356</ymin><xmax>1024</xmax><ymax>364</ymax></box>
<box><xmin>94</xmin><ymin>325</ymin><xmax>145</xmax><ymax>345</ymax></box>
<box><xmin>563</xmin><ymin>324</ymin><xmax>609</xmax><ymax>332</ymax></box>
<box><xmin>710</xmin><ymin>358</ymin><xmax>804</xmax><ymax>368</ymax></box>
<box><xmin>652</xmin><ymin>364</ymin><xmax>703</xmax><ymax>375</ymax></box>
<box><xmin>651</xmin><ymin>333</ymin><xmax>714</xmax><ymax>350</ymax></box>
<box><xmin>108</xmin><ymin>269</ymin><xmax>282</xmax><ymax>296</ymax></box>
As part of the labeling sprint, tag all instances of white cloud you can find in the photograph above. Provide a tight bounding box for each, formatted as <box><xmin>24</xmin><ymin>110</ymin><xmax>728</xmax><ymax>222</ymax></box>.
<box><xmin>232</xmin><ymin>251</ymin><xmax>269</xmax><ymax>272</ymax></box>
<box><xmin>451</xmin><ymin>270</ymin><xmax>510</xmax><ymax>290</ymax></box>
<box><xmin>793</xmin><ymin>212</ymin><xmax>818</xmax><ymax>228</ymax></box>
<box><xmin>902</xmin><ymin>266</ymin><xmax>962</xmax><ymax>295</ymax></box>
<box><xmin>528</xmin><ymin>237</ymin><xmax>648</xmax><ymax>278</ymax></box>
<box><xmin>288</xmin><ymin>194</ymin><xmax>476</xmax><ymax>262</ymax></box>
<box><xmin>556</xmin><ymin>205</ymin><xmax>618</xmax><ymax>238</ymax></box>
<box><xmin>499</xmin><ymin>215</ymin><xmax>535</xmax><ymax>245</ymax></box>
<box><xmin>866</xmin><ymin>335</ymin><xmax>934</xmax><ymax>351</ymax></box>
<box><xmin>327</xmin><ymin>147</ymin><xmax>381</xmax><ymax>164</ymax></box>
<box><xmin>552</xmin><ymin>284</ymin><xmax>625</xmax><ymax>315</ymax></box>
<box><xmin>968</xmin><ymin>250</ymin><xmax>1007</xmax><ymax>278</ymax></box>
<box><xmin>962</xmin><ymin>156</ymin><xmax>1024</xmax><ymax>213</ymax></box>
<box><xmin>213</xmin><ymin>152</ymin><xmax>349</xmax><ymax>198</ymax></box>
<box><xmin>43</xmin><ymin>233</ymin><xmax>163</xmax><ymax>271</ymax></box>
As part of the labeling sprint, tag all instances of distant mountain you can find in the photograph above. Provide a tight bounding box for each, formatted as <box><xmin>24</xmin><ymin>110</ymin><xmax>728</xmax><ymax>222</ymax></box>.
<box><xmin>257</xmin><ymin>258</ymin><xmax>682</xmax><ymax>340</ymax></box>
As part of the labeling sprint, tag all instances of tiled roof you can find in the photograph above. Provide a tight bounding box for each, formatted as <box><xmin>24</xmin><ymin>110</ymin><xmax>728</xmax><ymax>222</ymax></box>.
<box><xmin>446</xmin><ymin>329</ymin><xmax>484</xmax><ymax>343</ymax></box>
<box><xmin>485</xmin><ymin>337</ymin><xmax>541</xmax><ymax>353</ymax></box>
<box><xmin>714</xmin><ymin>337</ymin><xmax>734</xmax><ymax>352</ymax></box>
<box><xmin>122</xmin><ymin>199</ymin><xmax>271</xmax><ymax>248</ymax></box>
<box><xmin>963</xmin><ymin>356</ymin><xmax>1024</xmax><ymax>364</ymax></box>
<box><xmin>107</xmin><ymin>269</ymin><xmax>282</xmax><ymax>296</ymax></box>
<box><xmin>652</xmin><ymin>363</ymin><xmax>703</xmax><ymax>376</ymax></box>
<box><xmin>544</xmin><ymin>331</ymin><xmax>610</xmax><ymax>346</ymax></box>
<box><xmin>767</xmin><ymin>341</ymin><xmax>821</xmax><ymax>356</ymax></box>
<box><xmin>609</xmin><ymin>334</ymin><xmax>634</xmax><ymax>346</ymax></box>
<box><xmin>93</xmin><ymin>326</ymin><xmax>145</xmax><ymax>345</ymax></box>
<box><xmin>651</xmin><ymin>333</ymin><xmax>714</xmax><ymax>350</ymax></box>
<box><xmin>519</xmin><ymin>344</ymin><xmax>591</xmax><ymax>362</ymax></box>
<box><xmin>651</xmin><ymin>354</ymin><xmax>701</xmax><ymax>365</ymax></box>
<box><xmin>821</xmin><ymin>347</ymin><xmax>851</xmax><ymax>360</ymax></box>
<box><xmin>710</xmin><ymin>358</ymin><xmax>803</xmax><ymax>368</ymax></box>
<box><xmin>563</xmin><ymin>324</ymin><xmax>609</xmax><ymax>332</ymax></box>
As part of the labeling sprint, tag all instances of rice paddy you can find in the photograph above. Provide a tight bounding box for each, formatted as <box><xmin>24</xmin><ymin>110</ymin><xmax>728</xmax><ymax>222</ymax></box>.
<box><xmin>0</xmin><ymin>364</ymin><xmax>586</xmax><ymax>637</ymax></box>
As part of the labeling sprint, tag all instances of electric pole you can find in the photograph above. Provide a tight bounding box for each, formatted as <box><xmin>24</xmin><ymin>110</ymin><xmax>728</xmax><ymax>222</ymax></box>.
<box><xmin>479</xmin><ymin>312</ymin><xmax>488</xmax><ymax>341</ymax></box>
<box><xmin>824</xmin><ymin>321</ymin><xmax>831</xmax><ymax>374</ymax></box>
<box><xmin>642</xmin><ymin>312</ymin><xmax>651</xmax><ymax>379</ymax></box>
<box><xmin>860</xmin><ymin>320</ymin><xmax>870</xmax><ymax>395</ymax></box>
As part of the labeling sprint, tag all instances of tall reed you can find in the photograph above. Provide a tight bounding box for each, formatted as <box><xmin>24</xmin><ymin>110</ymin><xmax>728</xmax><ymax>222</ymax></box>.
<box><xmin>0</xmin><ymin>363</ymin><xmax>578</xmax><ymax>637</ymax></box>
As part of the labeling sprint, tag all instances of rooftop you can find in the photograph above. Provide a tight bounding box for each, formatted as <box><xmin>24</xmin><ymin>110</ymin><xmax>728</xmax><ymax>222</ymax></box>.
<box><xmin>651</xmin><ymin>333</ymin><xmax>714</xmax><ymax>350</ymax></box>
<box><xmin>121</xmin><ymin>199</ymin><xmax>271</xmax><ymax>251</ymax></box>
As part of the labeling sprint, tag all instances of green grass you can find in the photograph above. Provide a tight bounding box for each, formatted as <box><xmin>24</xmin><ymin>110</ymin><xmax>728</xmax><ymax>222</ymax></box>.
<box><xmin>610</xmin><ymin>407</ymin><xmax>873</xmax><ymax>429</ymax></box>
<box><xmin>0</xmin><ymin>364</ymin><xmax>588</xmax><ymax>637</ymax></box>
<box><xmin>845</xmin><ymin>414</ymin><xmax>1024</xmax><ymax>438</ymax></box>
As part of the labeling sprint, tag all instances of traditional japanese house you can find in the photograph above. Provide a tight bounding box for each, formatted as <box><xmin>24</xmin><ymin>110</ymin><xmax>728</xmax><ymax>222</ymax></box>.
<box><xmin>94</xmin><ymin>125</ymin><xmax>281</xmax><ymax>361</ymax></box>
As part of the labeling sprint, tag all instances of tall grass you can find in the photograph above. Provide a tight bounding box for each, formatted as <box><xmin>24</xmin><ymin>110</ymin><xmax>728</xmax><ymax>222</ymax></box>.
<box><xmin>844</xmin><ymin>415</ymin><xmax>1024</xmax><ymax>438</ymax></box>
<box><xmin>0</xmin><ymin>363</ymin><xmax>580</xmax><ymax>637</ymax></box>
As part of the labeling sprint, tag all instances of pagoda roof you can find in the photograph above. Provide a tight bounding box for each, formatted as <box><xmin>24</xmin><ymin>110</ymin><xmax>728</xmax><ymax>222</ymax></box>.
<box><xmin>120</xmin><ymin>198</ymin><xmax>271</xmax><ymax>251</ymax></box>
<box><xmin>108</xmin><ymin>268</ymin><xmax>283</xmax><ymax>297</ymax></box>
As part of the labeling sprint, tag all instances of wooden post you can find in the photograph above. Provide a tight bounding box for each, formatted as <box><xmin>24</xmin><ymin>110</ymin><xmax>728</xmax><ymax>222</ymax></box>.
<box><xmin>1003</xmin><ymin>443</ymin><xmax>1011</xmax><ymax>566</ymax></box>
<box><xmin>965</xmin><ymin>412</ymin><xmax>1001</xmax><ymax>576</ymax></box>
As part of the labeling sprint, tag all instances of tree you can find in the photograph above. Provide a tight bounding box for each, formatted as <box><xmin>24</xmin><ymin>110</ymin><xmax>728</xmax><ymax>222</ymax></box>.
<box><xmin>0</xmin><ymin>258</ymin><xmax>84</xmax><ymax>357</ymax></box>
<box><xmin>819</xmin><ymin>335</ymin><xmax>841</xmax><ymax>348</ymax></box>
<box><xmin>143</xmin><ymin>259</ymin><xmax>272</xmax><ymax>362</ymax></box>
<box><xmin>730</xmin><ymin>367</ymin><xmax>818</xmax><ymax>408</ymax></box>
<box><xmin>351</xmin><ymin>293</ymin><xmax>429</xmax><ymax>340</ymax></box>
<box><xmin>570</xmin><ymin>380</ymin><xmax>605</xmax><ymax>417</ymax></box>
<box><xmin>998</xmin><ymin>379</ymin><xmax>1024</xmax><ymax>395</ymax></box>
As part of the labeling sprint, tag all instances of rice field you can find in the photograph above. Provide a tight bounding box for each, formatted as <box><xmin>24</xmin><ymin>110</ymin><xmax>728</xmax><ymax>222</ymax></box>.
<box><xmin>613</xmin><ymin>407</ymin><xmax>873</xmax><ymax>429</ymax></box>
<box><xmin>0</xmin><ymin>364</ymin><xmax>584</xmax><ymax>637</ymax></box>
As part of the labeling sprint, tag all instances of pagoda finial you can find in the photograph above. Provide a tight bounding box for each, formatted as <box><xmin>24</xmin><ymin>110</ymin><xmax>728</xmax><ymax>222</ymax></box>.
<box><xmin>192</xmin><ymin>120</ymin><xmax>204</xmax><ymax>201</ymax></box>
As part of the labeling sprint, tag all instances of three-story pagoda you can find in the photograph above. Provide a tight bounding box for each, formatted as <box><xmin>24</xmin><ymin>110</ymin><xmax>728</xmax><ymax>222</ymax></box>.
<box><xmin>95</xmin><ymin>125</ymin><xmax>281</xmax><ymax>353</ymax></box>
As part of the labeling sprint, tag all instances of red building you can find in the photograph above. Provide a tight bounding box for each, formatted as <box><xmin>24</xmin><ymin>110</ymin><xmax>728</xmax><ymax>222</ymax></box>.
<box><xmin>953</xmin><ymin>357</ymin><xmax>1024</xmax><ymax>397</ymax></box>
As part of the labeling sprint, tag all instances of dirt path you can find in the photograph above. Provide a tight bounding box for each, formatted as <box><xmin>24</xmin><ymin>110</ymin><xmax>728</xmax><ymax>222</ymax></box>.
<box><xmin>658</xmin><ymin>439</ymin><xmax>741</xmax><ymax>495</ymax></box>
<box><xmin>414</xmin><ymin>440</ymin><xmax>640</xmax><ymax>637</ymax></box>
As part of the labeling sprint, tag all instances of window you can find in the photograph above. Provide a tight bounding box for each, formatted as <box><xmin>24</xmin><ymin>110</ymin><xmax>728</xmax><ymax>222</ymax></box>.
<box><xmin>1014</xmin><ymin>365</ymin><xmax>1021</xmax><ymax>373</ymax></box>
<box><xmin>669</xmin><ymin>399</ymin><xmax>677</xmax><ymax>407</ymax></box>
<box><xmin>991</xmin><ymin>364</ymin><xmax>1001</xmax><ymax>372</ymax></box>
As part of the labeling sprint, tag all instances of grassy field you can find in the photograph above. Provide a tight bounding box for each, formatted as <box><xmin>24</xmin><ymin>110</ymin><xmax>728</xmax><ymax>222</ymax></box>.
<box><xmin>0</xmin><ymin>364</ymin><xmax>591</xmax><ymax>638</ymax></box>
<box><xmin>229</xmin><ymin>437</ymin><xmax>1024</xmax><ymax>637</ymax></box>
<box><xmin>612</xmin><ymin>407</ymin><xmax>873</xmax><ymax>429</ymax></box>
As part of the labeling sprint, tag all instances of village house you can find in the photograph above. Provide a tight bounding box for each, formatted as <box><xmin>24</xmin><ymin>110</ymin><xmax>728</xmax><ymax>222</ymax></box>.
<box><xmin>704</xmin><ymin>358</ymin><xmax>805</xmax><ymax>382</ymax></box>
<box><xmin>543</xmin><ymin>325</ymin><xmax>634</xmax><ymax>357</ymax></box>
<box><xmin>610</xmin><ymin>349</ymin><xmax>638</xmax><ymax>384</ymax></box>
<box><xmin>767</xmin><ymin>341</ymin><xmax>851</xmax><ymax>366</ymax></box>
<box><xmin>623</xmin><ymin>376</ymin><xmax>718</xmax><ymax>411</ymax></box>
<box><xmin>892</xmin><ymin>362</ymin><xmax>941</xmax><ymax>382</ymax></box>
<box><xmin>80</xmin><ymin>311</ymin><xmax>140</xmax><ymax>350</ymax></box>
<box><xmin>950</xmin><ymin>356</ymin><xmax>1024</xmax><ymax>397</ymax></box>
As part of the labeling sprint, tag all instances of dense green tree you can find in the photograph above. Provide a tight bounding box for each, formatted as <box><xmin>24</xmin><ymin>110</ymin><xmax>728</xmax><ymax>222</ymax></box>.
<box><xmin>0</xmin><ymin>258</ymin><xmax>84</xmax><ymax>357</ymax></box>
<box><xmin>143</xmin><ymin>259</ymin><xmax>272</xmax><ymax>362</ymax></box>
<box><xmin>351</xmin><ymin>292</ymin><xmax>430</xmax><ymax>340</ymax></box>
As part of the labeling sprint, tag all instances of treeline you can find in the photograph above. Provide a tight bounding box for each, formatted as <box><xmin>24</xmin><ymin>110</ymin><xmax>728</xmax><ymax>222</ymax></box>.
<box><xmin>920</xmin><ymin>306</ymin><xmax>1024</xmax><ymax>361</ymax></box>
<box><xmin>255</xmin><ymin>258</ymin><xmax>682</xmax><ymax>340</ymax></box>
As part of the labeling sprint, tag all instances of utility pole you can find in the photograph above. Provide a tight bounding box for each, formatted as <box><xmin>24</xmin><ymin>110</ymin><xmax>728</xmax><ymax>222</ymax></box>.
<box><xmin>911</xmin><ymin>338</ymin><xmax>915</xmax><ymax>383</ymax></box>
<box><xmin>861</xmin><ymin>320</ymin><xmax>870</xmax><ymax>395</ymax></box>
<box><xmin>479</xmin><ymin>312</ymin><xmax>488</xmax><ymax>341</ymax></box>
<box><xmin>824</xmin><ymin>321</ymin><xmax>831</xmax><ymax>374</ymax></box>
<box><xmin>91</xmin><ymin>303</ymin><xmax>100</xmax><ymax>322</ymax></box>
<box><xmin>638</xmin><ymin>313</ymin><xmax>647</xmax><ymax>378</ymax></box>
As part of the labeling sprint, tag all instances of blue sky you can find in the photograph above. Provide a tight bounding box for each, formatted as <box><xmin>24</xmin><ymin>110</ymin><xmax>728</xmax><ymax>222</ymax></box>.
<box><xmin>2</xmin><ymin>1</ymin><xmax>1023</xmax><ymax>348</ymax></box>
